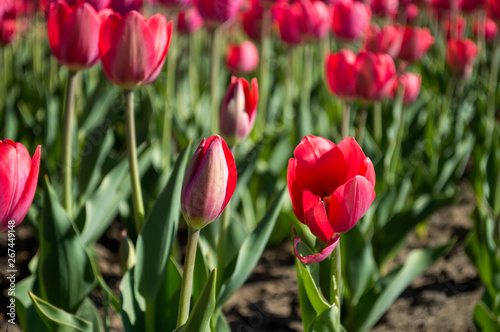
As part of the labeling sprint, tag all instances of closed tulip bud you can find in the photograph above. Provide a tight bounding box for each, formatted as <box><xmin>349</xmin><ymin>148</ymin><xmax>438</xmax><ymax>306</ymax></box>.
<box><xmin>325</xmin><ymin>49</ymin><xmax>357</xmax><ymax>100</ymax></box>
<box><xmin>159</xmin><ymin>0</ymin><xmax>192</xmax><ymax>11</ymax></box>
<box><xmin>371</xmin><ymin>0</ymin><xmax>399</xmax><ymax>18</ymax></box>
<box><xmin>111</xmin><ymin>0</ymin><xmax>143</xmax><ymax>15</ymax></box>
<box><xmin>462</xmin><ymin>0</ymin><xmax>483</xmax><ymax>12</ymax></box>
<box><xmin>442</xmin><ymin>14</ymin><xmax>466</xmax><ymax>40</ymax></box>
<box><xmin>195</xmin><ymin>0</ymin><xmax>243</xmax><ymax>27</ymax></box>
<box><xmin>274</xmin><ymin>2</ymin><xmax>302</xmax><ymax>44</ymax></box>
<box><xmin>355</xmin><ymin>51</ymin><xmax>397</xmax><ymax>101</ymax></box>
<box><xmin>402</xmin><ymin>4</ymin><xmax>419</xmax><ymax>24</ymax></box>
<box><xmin>0</xmin><ymin>18</ymin><xmax>16</xmax><ymax>46</ymax></box>
<box><xmin>489</xmin><ymin>0</ymin><xmax>500</xmax><ymax>22</ymax></box>
<box><xmin>398</xmin><ymin>26</ymin><xmax>434</xmax><ymax>62</ymax></box>
<box><xmin>296</xmin><ymin>0</ymin><xmax>332</xmax><ymax>40</ymax></box>
<box><xmin>181</xmin><ymin>136</ymin><xmax>237</xmax><ymax>230</ymax></box>
<box><xmin>47</xmin><ymin>1</ymin><xmax>111</xmax><ymax>71</ymax></box>
<box><xmin>473</xmin><ymin>17</ymin><xmax>498</xmax><ymax>43</ymax></box>
<box><xmin>0</xmin><ymin>140</ymin><xmax>41</xmax><ymax>232</ymax></box>
<box><xmin>119</xmin><ymin>230</ymin><xmax>136</xmax><ymax>274</ymax></box>
<box><xmin>225</xmin><ymin>41</ymin><xmax>259</xmax><ymax>74</ymax></box>
<box><xmin>220</xmin><ymin>77</ymin><xmax>259</xmax><ymax>144</ymax></box>
<box><xmin>177</xmin><ymin>6</ymin><xmax>204</xmax><ymax>34</ymax></box>
<box><xmin>99</xmin><ymin>11</ymin><xmax>173</xmax><ymax>89</ymax></box>
<box><xmin>332</xmin><ymin>1</ymin><xmax>371</xmax><ymax>41</ymax></box>
<box><xmin>446</xmin><ymin>38</ymin><xmax>478</xmax><ymax>80</ymax></box>
<box><xmin>393</xmin><ymin>72</ymin><xmax>422</xmax><ymax>105</ymax></box>
<box><xmin>288</xmin><ymin>136</ymin><xmax>376</xmax><ymax>263</ymax></box>
<box><xmin>242</xmin><ymin>0</ymin><xmax>263</xmax><ymax>41</ymax></box>
<box><xmin>364</xmin><ymin>24</ymin><xmax>404</xmax><ymax>58</ymax></box>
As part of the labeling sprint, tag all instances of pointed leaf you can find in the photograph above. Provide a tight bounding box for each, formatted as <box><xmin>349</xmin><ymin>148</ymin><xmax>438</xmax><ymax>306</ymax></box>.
<box><xmin>182</xmin><ymin>269</ymin><xmax>217</xmax><ymax>332</ymax></box>
<box><xmin>298</xmin><ymin>259</ymin><xmax>331</xmax><ymax>316</ymax></box>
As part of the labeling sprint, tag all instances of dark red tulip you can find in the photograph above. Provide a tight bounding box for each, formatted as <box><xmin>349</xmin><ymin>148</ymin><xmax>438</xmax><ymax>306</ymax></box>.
<box><xmin>355</xmin><ymin>51</ymin><xmax>397</xmax><ymax>101</ymax></box>
<box><xmin>158</xmin><ymin>0</ymin><xmax>192</xmax><ymax>10</ymax></box>
<box><xmin>296</xmin><ymin>0</ymin><xmax>332</xmax><ymax>40</ymax></box>
<box><xmin>325</xmin><ymin>49</ymin><xmax>357</xmax><ymax>100</ymax></box>
<box><xmin>111</xmin><ymin>0</ymin><xmax>142</xmax><ymax>15</ymax></box>
<box><xmin>364</xmin><ymin>24</ymin><xmax>404</xmax><ymax>58</ymax></box>
<box><xmin>195</xmin><ymin>0</ymin><xmax>243</xmax><ymax>27</ymax></box>
<box><xmin>398</xmin><ymin>26</ymin><xmax>434</xmax><ymax>62</ymax></box>
<box><xmin>288</xmin><ymin>136</ymin><xmax>376</xmax><ymax>263</ymax></box>
<box><xmin>446</xmin><ymin>38</ymin><xmax>478</xmax><ymax>80</ymax></box>
<box><xmin>488</xmin><ymin>0</ymin><xmax>500</xmax><ymax>22</ymax></box>
<box><xmin>371</xmin><ymin>0</ymin><xmax>399</xmax><ymax>18</ymax></box>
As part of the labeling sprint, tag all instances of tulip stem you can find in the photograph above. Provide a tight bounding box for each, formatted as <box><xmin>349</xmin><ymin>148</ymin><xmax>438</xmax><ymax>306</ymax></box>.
<box><xmin>257</xmin><ymin>7</ymin><xmax>272</xmax><ymax>137</ymax></box>
<box><xmin>357</xmin><ymin>108</ymin><xmax>368</xmax><ymax>148</ymax></box>
<box><xmin>145</xmin><ymin>300</ymin><xmax>155</xmax><ymax>332</ymax></box>
<box><xmin>298</xmin><ymin>44</ymin><xmax>313</xmax><ymax>142</ymax></box>
<box><xmin>332</xmin><ymin>238</ymin><xmax>341</xmax><ymax>327</ymax></box>
<box><xmin>284</xmin><ymin>47</ymin><xmax>295</xmax><ymax>128</ymax></box>
<box><xmin>341</xmin><ymin>102</ymin><xmax>350</xmax><ymax>138</ymax></box>
<box><xmin>177</xmin><ymin>227</ymin><xmax>200</xmax><ymax>327</ymax></box>
<box><xmin>62</xmin><ymin>70</ymin><xmax>78</xmax><ymax>218</ymax></box>
<box><xmin>124</xmin><ymin>90</ymin><xmax>145</xmax><ymax>234</ymax></box>
<box><xmin>210</xmin><ymin>27</ymin><xmax>222</xmax><ymax>135</ymax></box>
<box><xmin>487</xmin><ymin>34</ymin><xmax>500</xmax><ymax>149</ymax></box>
<box><xmin>373</xmin><ymin>102</ymin><xmax>382</xmax><ymax>144</ymax></box>
<box><xmin>189</xmin><ymin>31</ymin><xmax>200</xmax><ymax>109</ymax></box>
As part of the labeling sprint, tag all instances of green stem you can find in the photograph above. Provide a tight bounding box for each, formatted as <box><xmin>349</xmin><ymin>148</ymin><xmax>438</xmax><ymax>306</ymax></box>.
<box><xmin>210</xmin><ymin>27</ymin><xmax>222</xmax><ymax>135</ymax></box>
<box><xmin>163</xmin><ymin>17</ymin><xmax>177</xmax><ymax>172</ymax></box>
<box><xmin>284</xmin><ymin>47</ymin><xmax>294</xmax><ymax>128</ymax></box>
<box><xmin>177</xmin><ymin>228</ymin><xmax>200</xmax><ymax>327</ymax></box>
<box><xmin>298</xmin><ymin>44</ymin><xmax>313</xmax><ymax>141</ymax></box>
<box><xmin>332</xmin><ymin>238</ymin><xmax>341</xmax><ymax>327</ymax></box>
<box><xmin>373</xmin><ymin>102</ymin><xmax>382</xmax><ymax>144</ymax></box>
<box><xmin>62</xmin><ymin>70</ymin><xmax>78</xmax><ymax>218</ymax></box>
<box><xmin>357</xmin><ymin>108</ymin><xmax>367</xmax><ymax>148</ymax></box>
<box><xmin>487</xmin><ymin>34</ymin><xmax>500</xmax><ymax>149</ymax></box>
<box><xmin>341</xmin><ymin>102</ymin><xmax>350</xmax><ymax>138</ymax></box>
<box><xmin>145</xmin><ymin>300</ymin><xmax>155</xmax><ymax>332</ymax></box>
<box><xmin>256</xmin><ymin>7</ymin><xmax>272</xmax><ymax>137</ymax></box>
<box><xmin>124</xmin><ymin>90</ymin><xmax>145</xmax><ymax>234</ymax></box>
<box><xmin>189</xmin><ymin>31</ymin><xmax>200</xmax><ymax>109</ymax></box>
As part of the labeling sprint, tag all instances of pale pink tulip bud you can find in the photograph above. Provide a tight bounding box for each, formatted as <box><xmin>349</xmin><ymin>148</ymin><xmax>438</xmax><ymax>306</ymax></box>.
<box><xmin>393</xmin><ymin>72</ymin><xmax>422</xmax><ymax>105</ymax></box>
<box><xmin>225</xmin><ymin>41</ymin><xmax>259</xmax><ymax>74</ymax></box>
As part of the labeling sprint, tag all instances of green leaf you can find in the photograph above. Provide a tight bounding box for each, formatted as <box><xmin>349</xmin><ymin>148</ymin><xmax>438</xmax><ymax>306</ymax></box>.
<box><xmin>353</xmin><ymin>242</ymin><xmax>453</xmax><ymax>332</ymax></box>
<box><xmin>153</xmin><ymin>257</ymin><xmax>183</xmax><ymax>332</ymax></box>
<box><xmin>216</xmin><ymin>188</ymin><xmax>287</xmax><ymax>310</ymax></box>
<box><xmin>76</xmin><ymin>298</ymin><xmax>103</xmax><ymax>332</ymax></box>
<box><xmin>29</xmin><ymin>291</ymin><xmax>92</xmax><ymax>332</ymax></box>
<box><xmin>79</xmin><ymin>145</ymin><xmax>153</xmax><ymax>245</ymax></box>
<box><xmin>38</xmin><ymin>178</ymin><xmax>96</xmax><ymax>313</ymax></box>
<box><xmin>120</xmin><ymin>267</ymin><xmax>145</xmax><ymax>332</ymax></box>
<box><xmin>182</xmin><ymin>269</ymin><xmax>217</xmax><ymax>332</ymax></box>
<box><xmin>296</xmin><ymin>258</ymin><xmax>317</xmax><ymax>332</ymax></box>
<box><xmin>135</xmin><ymin>143</ymin><xmax>191</xmax><ymax>303</ymax></box>
<box><xmin>308</xmin><ymin>305</ymin><xmax>342</xmax><ymax>332</ymax></box>
<box><xmin>298</xmin><ymin>259</ymin><xmax>331</xmax><ymax>315</ymax></box>
<box><xmin>473</xmin><ymin>300</ymin><xmax>499</xmax><ymax>332</ymax></box>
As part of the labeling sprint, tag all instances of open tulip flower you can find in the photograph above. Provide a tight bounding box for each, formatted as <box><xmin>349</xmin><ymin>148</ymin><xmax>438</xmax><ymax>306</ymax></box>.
<box><xmin>48</xmin><ymin>1</ymin><xmax>112</xmax><ymax>71</ymax></box>
<box><xmin>181</xmin><ymin>135</ymin><xmax>237</xmax><ymax>230</ymax></box>
<box><xmin>0</xmin><ymin>140</ymin><xmax>41</xmax><ymax>232</ymax></box>
<box><xmin>99</xmin><ymin>10</ymin><xmax>172</xmax><ymax>89</ymax></box>
<box><xmin>288</xmin><ymin>136</ymin><xmax>376</xmax><ymax>263</ymax></box>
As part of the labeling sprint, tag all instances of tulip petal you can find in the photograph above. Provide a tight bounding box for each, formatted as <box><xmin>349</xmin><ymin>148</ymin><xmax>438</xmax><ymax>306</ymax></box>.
<box><xmin>7</xmin><ymin>146</ymin><xmax>41</xmax><ymax>227</ymax></box>
<box><xmin>0</xmin><ymin>142</ymin><xmax>17</xmax><ymax>224</ymax></box>
<box><xmin>181</xmin><ymin>138</ymin><xmax>205</xmax><ymax>217</ymax></box>
<box><xmin>303</xmin><ymin>190</ymin><xmax>334</xmax><ymax>243</ymax></box>
<box><xmin>144</xmin><ymin>17</ymin><xmax>171</xmax><ymax>85</ymax></box>
<box><xmin>294</xmin><ymin>234</ymin><xmax>339</xmax><ymax>264</ymax></box>
<box><xmin>337</xmin><ymin>136</ymin><xmax>375</xmax><ymax>183</ymax></box>
<box><xmin>329</xmin><ymin>175</ymin><xmax>376</xmax><ymax>233</ymax></box>
<box><xmin>47</xmin><ymin>1</ymin><xmax>72</xmax><ymax>61</ymax></box>
<box><xmin>99</xmin><ymin>12</ymin><xmax>121</xmax><ymax>84</ymax></box>
<box><xmin>10</xmin><ymin>142</ymin><xmax>31</xmax><ymax>212</ymax></box>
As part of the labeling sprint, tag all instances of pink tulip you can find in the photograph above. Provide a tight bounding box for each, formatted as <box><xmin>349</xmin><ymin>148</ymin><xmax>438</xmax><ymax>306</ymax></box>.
<box><xmin>0</xmin><ymin>140</ymin><xmax>41</xmax><ymax>232</ymax></box>
<box><xmin>402</xmin><ymin>4</ymin><xmax>419</xmax><ymax>24</ymax></box>
<box><xmin>446</xmin><ymin>38</ymin><xmax>478</xmax><ymax>80</ymax></box>
<box><xmin>473</xmin><ymin>17</ymin><xmax>498</xmax><ymax>43</ymax></box>
<box><xmin>325</xmin><ymin>49</ymin><xmax>357</xmax><ymax>100</ymax></box>
<box><xmin>99</xmin><ymin>11</ymin><xmax>172</xmax><ymax>89</ymax></box>
<box><xmin>225</xmin><ymin>41</ymin><xmax>259</xmax><ymax>74</ymax></box>
<box><xmin>195</xmin><ymin>0</ymin><xmax>243</xmax><ymax>27</ymax></box>
<box><xmin>296</xmin><ymin>0</ymin><xmax>332</xmax><ymax>40</ymax></box>
<box><xmin>48</xmin><ymin>1</ymin><xmax>111</xmax><ymax>71</ymax></box>
<box><xmin>393</xmin><ymin>72</ymin><xmax>421</xmax><ymax>105</ymax></box>
<box><xmin>158</xmin><ymin>0</ymin><xmax>192</xmax><ymax>10</ymax></box>
<box><xmin>332</xmin><ymin>0</ymin><xmax>371</xmax><ymax>41</ymax></box>
<box><xmin>181</xmin><ymin>135</ymin><xmax>237</xmax><ymax>230</ymax></box>
<box><xmin>177</xmin><ymin>6</ymin><xmax>204</xmax><ymax>34</ymax></box>
<box><xmin>398</xmin><ymin>26</ymin><xmax>434</xmax><ymax>62</ymax></box>
<box><xmin>220</xmin><ymin>77</ymin><xmax>259</xmax><ymax>144</ymax></box>
<box><xmin>355</xmin><ymin>51</ymin><xmax>397</xmax><ymax>101</ymax></box>
<box><xmin>274</xmin><ymin>1</ymin><xmax>302</xmax><ymax>44</ymax></box>
<box><xmin>371</xmin><ymin>0</ymin><xmax>399</xmax><ymax>18</ymax></box>
<box><xmin>364</xmin><ymin>24</ymin><xmax>404</xmax><ymax>58</ymax></box>
<box><xmin>111</xmin><ymin>0</ymin><xmax>143</xmax><ymax>15</ymax></box>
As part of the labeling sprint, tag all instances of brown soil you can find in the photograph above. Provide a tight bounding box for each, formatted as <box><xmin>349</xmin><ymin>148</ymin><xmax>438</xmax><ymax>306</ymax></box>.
<box><xmin>0</xmin><ymin>186</ymin><xmax>482</xmax><ymax>332</ymax></box>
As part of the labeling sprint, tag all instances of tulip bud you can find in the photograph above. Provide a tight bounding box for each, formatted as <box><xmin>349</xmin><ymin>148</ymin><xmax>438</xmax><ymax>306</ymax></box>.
<box><xmin>47</xmin><ymin>1</ymin><xmax>111</xmax><ymax>71</ymax></box>
<box><xmin>393</xmin><ymin>72</ymin><xmax>422</xmax><ymax>105</ymax></box>
<box><xmin>220</xmin><ymin>77</ymin><xmax>259</xmax><ymax>145</ymax></box>
<box><xmin>242</xmin><ymin>0</ymin><xmax>263</xmax><ymax>41</ymax></box>
<box><xmin>398</xmin><ymin>26</ymin><xmax>434</xmax><ymax>62</ymax></box>
<box><xmin>473</xmin><ymin>17</ymin><xmax>498</xmax><ymax>43</ymax></box>
<box><xmin>364</xmin><ymin>24</ymin><xmax>404</xmax><ymax>59</ymax></box>
<box><xmin>354</xmin><ymin>51</ymin><xmax>397</xmax><ymax>101</ymax></box>
<box><xmin>296</xmin><ymin>0</ymin><xmax>331</xmax><ymax>41</ymax></box>
<box><xmin>177</xmin><ymin>6</ymin><xmax>204</xmax><ymax>34</ymax></box>
<box><xmin>0</xmin><ymin>140</ymin><xmax>41</xmax><ymax>232</ymax></box>
<box><xmin>325</xmin><ymin>49</ymin><xmax>357</xmax><ymax>100</ymax></box>
<box><xmin>119</xmin><ymin>230</ymin><xmax>136</xmax><ymax>274</ymax></box>
<box><xmin>462</xmin><ymin>0</ymin><xmax>483</xmax><ymax>12</ymax></box>
<box><xmin>99</xmin><ymin>11</ymin><xmax>173</xmax><ymax>89</ymax></box>
<box><xmin>0</xmin><ymin>18</ymin><xmax>16</xmax><ymax>46</ymax></box>
<box><xmin>442</xmin><ymin>14</ymin><xmax>466</xmax><ymax>40</ymax></box>
<box><xmin>446</xmin><ymin>38</ymin><xmax>478</xmax><ymax>80</ymax></box>
<box><xmin>489</xmin><ymin>0</ymin><xmax>500</xmax><ymax>22</ymax></box>
<box><xmin>195</xmin><ymin>0</ymin><xmax>243</xmax><ymax>27</ymax></box>
<box><xmin>158</xmin><ymin>0</ymin><xmax>192</xmax><ymax>11</ymax></box>
<box><xmin>225</xmin><ymin>41</ymin><xmax>259</xmax><ymax>74</ymax></box>
<box><xmin>181</xmin><ymin>136</ymin><xmax>237</xmax><ymax>230</ymax></box>
<box><xmin>332</xmin><ymin>1</ymin><xmax>371</xmax><ymax>42</ymax></box>
<box><xmin>371</xmin><ymin>0</ymin><xmax>399</xmax><ymax>18</ymax></box>
<box><xmin>274</xmin><ymin>2</ymin><xmax>303</xmax><ymax>45</ymax></box>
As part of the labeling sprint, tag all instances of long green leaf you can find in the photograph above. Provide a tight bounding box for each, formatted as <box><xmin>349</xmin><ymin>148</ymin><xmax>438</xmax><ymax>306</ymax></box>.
<box><xmin>181</xmin><ymin>269</ymin><xmax>217</xmax><ymax>332</ymax></box>
<box><xmin>298</xmin><ymin>260</ymin><xmax>331</xmax><ymax>315</ymax></box>
<box><xmin>120</xmin><ymin>267</ymin><xmax>144</xmax><ymax>332</ymax></box>
<box><xmin>134</xmin><ymin>143</ymin><xmax>191</xmax><ymax>302</ymax></box>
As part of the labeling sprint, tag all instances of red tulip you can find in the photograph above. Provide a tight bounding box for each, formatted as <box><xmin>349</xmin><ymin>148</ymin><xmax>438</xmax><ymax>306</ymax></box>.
<box><xmin>442</xmin><ymin>14</ymin><xmax>466</xmax><ymax>40</ymax></box>
<box><xmin>332</xmin><ymin>0</ymin><xmax>371</xmax><ymax>41</ymax></box>
<box><xmin>177</xmin><ymin>6</ymin><xmax>204</xmax><ymax>34</ymax></box>
<box><xmin>195</xmin><ymin>0</ymin><xmax>243</xmax><ymax>27</ymax></box>
<box><xmin>0</xmin><ymin>18</ymin><xmax>16</xmax><ymax>45</ymax></box>
<box><xmin>0</xmin><ymin>140</ymin><xmax>41</xmax><ymax>232</ymax></box>
<box><xmin>398</xmin><ymin>26</ymin><xmax>434</xmax><ymax>62</ymax></box>
<box><xmin>274</xmin><ymin>1</ymin><xmax>302</xmax><ymax>44</ymax></box>
<box><xmin>220</xmin><ymin>77</ymin><xmax>259</xmax><ymax>144</ymax></box>
<box><xmin>226</xmin><ymin>41</ymin><xmax>259</xmax><ymax>74</ymax></box>
<box><xmin>158</xmin><ymin>0</ymin><xmax>192</xmax><ymax>10</ymax></box>
<box><xmin>181</xmin><ymin>135</ymin><xmax>237</xmax><ymax>230</ymax></box>
<box><xmin>371</xmin><ymin>0</ymin><xmax>399</xmax><ymax>18</ymax></box>
<box><xmin>446</xmin><ymin>38</ymin><xmax>478</xmax><ymax>80</ymax></box>
<box><xmin>462</xmin><ymin>0</ymin><xmax>483</xmax><ymax>12</ymax></box>
<box><xmin>111</xmin><ymin>0</ymin><xmax>143</xmax><ymax>15</ymax></box>
<box><xmin>242</xmin><ymin>0</ymin><xmax>263</xmax><ymax>40</ymax></box>
<box><xmin>355</xmin><ymin>51</ymin><xmax>397</xmax><ymax>101</ymax></box>
<box><xmin>402</xmin><ymin>4</ymin><xmax>419</xmax><ymax>24</ymax></box>
<box><xmin>48</xmin><ymin>1</ymin><xmax>111</xmax><ymax>71</ymax></box>
<box><xmin>432</xmin><ymin>0</ymin><xmax>463</xmax><ymax>11</ymax></box>
<box><xmin>99</xmin><ymin>11</ymin><xmax>172</xmax><ymax>89</ymax></box>
<box><xmin>296</xmin><ymin>0</ymin><xmax>332</xmax><ymax>40</ymax></box>
<box><xmin>364</xmin><ymin>24</ymin><xmax>404</xmax><ymax>58</ymax></box>
<box><xmin>473</xmin><ymin>17</ymin><xmax>498</xmax><ymax>43</ymax></box>
<box><xmin>489</xmin><ymin>0</ymin><xmax>500</xmax><ymax>22</ymax></box>
<box><xmin>393</xmin><ymin>72</ymin><xmax>421</xmax><ymax>105</ymax></box>
<box><xmin>325</xmin><ymin>49</ymin><xmax>357</xmax><ymax>100</ymax></box>
<box><xmin>288</xmin><ymin>136</ymin><xmax>375</xmax><ymax>263</ymax></box>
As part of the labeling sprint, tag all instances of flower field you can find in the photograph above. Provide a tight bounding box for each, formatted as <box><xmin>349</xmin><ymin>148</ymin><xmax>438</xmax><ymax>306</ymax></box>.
<box><xmin>1</xmin><ymin>0</ymin><xmax>500</xmax><ymax>331</ymax></box>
